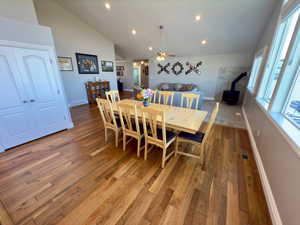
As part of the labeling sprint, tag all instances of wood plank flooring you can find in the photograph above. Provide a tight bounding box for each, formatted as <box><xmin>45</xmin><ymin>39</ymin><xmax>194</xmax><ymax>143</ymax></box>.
<box><xmin>0</xmin><ymin>99</ymin><xmax>272</xmax><ymax>225</ymax></box>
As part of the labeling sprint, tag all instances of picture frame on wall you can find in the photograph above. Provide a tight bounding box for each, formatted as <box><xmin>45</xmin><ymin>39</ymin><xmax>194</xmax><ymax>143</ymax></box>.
<box><xmin>101</xmin><ymin>60</ymin><xmax>114</xmax><ymax>72</ymax></box>
<box><xmin>57</xmin><ymin>57</ymin><xmax>73</xmax><ymax>71</ymax></box>
<box><xmin>75</xmin><ymin>53</ymin><xmax>99</xmax><ymax>74</ymax></box>
<box><xmin>116</xmin><ymin>65</ymin><xmax>124</xmax><ymax>76</ymax></box>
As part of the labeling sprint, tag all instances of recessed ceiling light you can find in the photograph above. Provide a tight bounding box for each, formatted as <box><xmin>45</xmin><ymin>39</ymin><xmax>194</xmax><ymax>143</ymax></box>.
<box><xmin>132</xmin><ymin>29</ymin><xmax>137</xmax><ymax>35</ymax></box>
<box><xmin>195</xmin><ymin>15</ymin><xmax>201</xmax><ymax>21</ymax></box>
<box><xmin>141</xmin><ymin>61</ymin><xmax>144</xmax><ymax>64</ymax></box>
<box><xmin>148</xmin><ymin>46</ymin><xmax>153</xmax><ymax>51</ymax></box>
<box><xmin>104</xmin><ymin>2</ymin><xmax>111</xmax><ymax>10</ymax></box>
<box><xmin>201</xmin><ymin>40</ymin><xmax>207</xmax><ymax>45</ymax></box>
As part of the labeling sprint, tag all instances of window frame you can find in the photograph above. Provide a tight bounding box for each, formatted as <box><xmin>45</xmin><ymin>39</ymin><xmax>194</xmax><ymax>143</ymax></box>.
<box><xmin>256</xmin><ymin>4</ymin><xmax>300</xmax><ymax>110</ymax></box>
<box><xmin>252</xmin><ymin>1</ymin><xmax>300</xmax><ymax>151</ymax></box>
<box><xmin>247</xmin><ymin>47</ymin><xmax>268</xmax><ymax>94</ymax></box>
<box><xmin>282</xmin><ymin>66</ymin><xmax>300</xmax><ymax>129</ymax></box>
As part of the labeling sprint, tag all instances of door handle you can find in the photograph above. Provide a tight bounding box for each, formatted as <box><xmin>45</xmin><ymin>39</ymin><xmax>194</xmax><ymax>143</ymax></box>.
<box><xmin>30</xmin><ymin>99</ymin><xmax>35</xmax><ymax>103</ymax></box>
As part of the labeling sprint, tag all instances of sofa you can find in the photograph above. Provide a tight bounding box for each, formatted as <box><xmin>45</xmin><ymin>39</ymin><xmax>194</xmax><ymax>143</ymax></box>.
<box><xmin>156</xmin><ymin>83</ymin><xmax>204</xmax><ymax>109</ymax></box>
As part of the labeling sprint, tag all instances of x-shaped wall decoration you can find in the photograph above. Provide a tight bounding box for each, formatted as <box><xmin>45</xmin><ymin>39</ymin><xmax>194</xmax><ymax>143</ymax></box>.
<box><xmin>185</xmin><ymin>61</ymin><xmax>203</xmax><ymax>75</ymax></box>
<box><xmin>157</xmin><ymin>63</ymin><xmax>170</xmax><ymax>74</ymax></box>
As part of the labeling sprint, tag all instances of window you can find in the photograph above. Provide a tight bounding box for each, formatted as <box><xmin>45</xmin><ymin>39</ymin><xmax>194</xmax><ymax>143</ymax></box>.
<box><xmin>258</xmin><ymin>8</ymin><xmax>300</xmax><ymax>105</ymax></box>
<box><xmin>283</xmin><ymin>66</ymin><xmax>300</xmax><ymax>129</ymax></box>
<box><xmin>248</xmin><ymin>55</ymin><xmax>263</xmax><ymax>92</ymax></box>
<box><xmin>247</xmin><ymin>48</ymin><xmax>267</xmax><ymax>93</ymax></box>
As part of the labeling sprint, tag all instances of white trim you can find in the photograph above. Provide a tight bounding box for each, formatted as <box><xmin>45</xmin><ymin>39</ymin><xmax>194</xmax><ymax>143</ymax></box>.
<box><xmin>242</xmin><ymin>107</ymin><xmax>283</xmax><ymax>225</ymax></box>
<box><xmin>69</xmin><ymin>99</ymin><xmax>89</xmax><ymax>108</ymax></box>
<box><xmin>203</xmin><ymin>97</ymin><xmax>215</xmax><ymax>101</ymax></box>
<box><xmin>123</xmin><ymin>89</ymin><xmax>133</xmax><ymax>92</ymax></box>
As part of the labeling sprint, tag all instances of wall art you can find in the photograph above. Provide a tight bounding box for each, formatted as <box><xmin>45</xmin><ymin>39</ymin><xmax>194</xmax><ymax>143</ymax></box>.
<box><xmin>171</xmin><ymin>62</ymin><xmax>184</xmax><ymax>75</ymax></box>
<box><xmin>76</xmin><ymin>53</ymin><xmax>99</xmax><ymax>74</ymax></box>
<box><xmin>185</xmin><ymin>61</ymin><xmax>203</xmax><ymax>75</ymax></box>
<box><xmin>101</xmin><ymin>60</ymin><xmax>114</xmax><ymax>72</ymax></box>
<box><xmin>158</xmin><ymin>63</ymin><xmax>170</xmax><ymax>74</ymax></box>
<box><xmin>58</xmin><ymin>57</ymin><xmax>73</xmax><ymax>71</ymax></box>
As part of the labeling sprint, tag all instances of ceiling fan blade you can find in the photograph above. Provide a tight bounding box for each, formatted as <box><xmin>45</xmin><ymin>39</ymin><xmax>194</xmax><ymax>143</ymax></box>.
<box><xmin>167</xmin><ymin>54</ymin><xmax>176</xmax><ymax>57</ymax></box>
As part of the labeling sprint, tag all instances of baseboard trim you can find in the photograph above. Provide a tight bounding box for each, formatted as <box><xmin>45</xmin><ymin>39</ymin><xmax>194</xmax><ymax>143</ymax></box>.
<box><xmin>242</xmin><ymin>107</ymin><xmax>283</xmax><ymax>225</ymax></box>
<box><xmin>68</xmin><ymin>99</ymin><xmax>88</xmax><ymax>108</ymax></box>
<box><xmin>123</xmin><ymin>89</ymin><xmax>133</xmax><ymax>92</ymax></box>
<box><xmin>203</xmin><ymin>97</ymin><xmax>215</xmax><ymax>101</ymax></box>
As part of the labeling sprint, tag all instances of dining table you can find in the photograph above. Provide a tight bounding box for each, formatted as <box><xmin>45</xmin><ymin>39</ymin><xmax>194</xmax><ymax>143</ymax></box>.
<box><xmin>112</xmin><ymin>99</ymin><xmax>208</xmax><ymax>134</ymax></box>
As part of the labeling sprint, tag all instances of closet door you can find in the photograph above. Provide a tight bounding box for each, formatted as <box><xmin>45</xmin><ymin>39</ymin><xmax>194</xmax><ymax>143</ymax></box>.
<box><xmin>14</xmin><ymin>48</ymin><xmax>68</xmax><ymax>137</ymax></box>
<box><xmin>0</xmin><ymin>46</ymin><xmax>37</xmax><ymax>149</ymax></box>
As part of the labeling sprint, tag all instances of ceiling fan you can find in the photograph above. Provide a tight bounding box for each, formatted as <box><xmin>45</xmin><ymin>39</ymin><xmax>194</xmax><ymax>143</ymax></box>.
<box><xmin>156</xmin><ymin>25</ymin><xmax>176</xmax><ymax>61</ymax></box>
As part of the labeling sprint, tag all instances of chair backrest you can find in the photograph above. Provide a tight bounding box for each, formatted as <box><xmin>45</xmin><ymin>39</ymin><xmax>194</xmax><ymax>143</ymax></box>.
<box><xmin>151</xmin><ymin>90</ymin><xmax>159</xmax><ymax>103</ymax></box>
<box><xmin>180</xmin><ymin>93</ymin><xmax>200</xmax><ymax>109</ymax></box>
<box><xmin>118</xmin><ymin>103</ymin><xmax>141</xmax><ymax>134</ymax></box>
<box><xmin>202</xmin><ymin>102</ymin><xmax>219</xmax><ymax>145</ymax></box>
<box><xmin>106</xmin><ymin>90</ymin><xmax>120</xmax><ymax>103</ymax></box>
<box><xmin>96</xmin><ymin>98</ymin><xmax>118</xmax><ymax>128</ymax></box>
<box><xmin>141</xmin><ymin>107</ymin><xmax>167</xmax><ymax>144</ymax></box>
<box><xmin>159</xmin><ymin>91</ymin><xmax>174</xmax><ymax>105</ymax></box>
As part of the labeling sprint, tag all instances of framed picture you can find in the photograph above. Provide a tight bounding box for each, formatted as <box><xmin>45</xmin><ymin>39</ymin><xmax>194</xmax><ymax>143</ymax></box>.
<box><xmin>116</xmin><ymin>66</ymin><xmax>125</xmax><ymax>71</ymax></box>
<box><xmin>75</xmin><ymin>53</ymin><xmax>99</xmax><ymax>74</ymax></box>
<box><xmin>58</xmin><ymin>57</ymin><xmax>73</xmax><ymax>71</ymax></box>
<box><xmin>116</xmin><ymin>65</ymin><xmax>124</xmax><ymax>76</ymax></box>
<box><xmin>101</xmin><ymin>60</ymin><xmax>114</xmax><ymax>72</ymax></box>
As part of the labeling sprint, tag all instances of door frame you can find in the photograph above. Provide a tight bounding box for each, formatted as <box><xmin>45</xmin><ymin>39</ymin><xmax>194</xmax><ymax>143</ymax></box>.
<box><xmin>0</xmin><ymin>40</ymin><xmax>74</xmax><ymax>131</ymax></box>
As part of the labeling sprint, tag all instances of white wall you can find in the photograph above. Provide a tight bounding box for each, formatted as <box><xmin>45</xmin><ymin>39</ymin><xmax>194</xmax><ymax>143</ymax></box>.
<box><xmin>34</xmin><ymin>0</ymin><xmax>118</xmax><ymax>107</ymax></box>
<box><xmin>149</xmin><ymin>53</ymin><xmax>252</xmax><ymax>99</ymax></box>
<box><xmin>243</xmin><ymin>2</ymin><xmax>300</xmax><ymax>225</ymax></box>
<box><xmin>0</xmin><ymin>0</ymin><xmax>38</xmax><ymax>24</ymax></box>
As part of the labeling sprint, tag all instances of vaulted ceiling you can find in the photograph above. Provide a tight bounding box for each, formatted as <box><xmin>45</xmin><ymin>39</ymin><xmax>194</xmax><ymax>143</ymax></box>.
<box><xmin>54</xmin><ymin>0</ymin><xmax>278</xmax><ymax>60</ymax></box>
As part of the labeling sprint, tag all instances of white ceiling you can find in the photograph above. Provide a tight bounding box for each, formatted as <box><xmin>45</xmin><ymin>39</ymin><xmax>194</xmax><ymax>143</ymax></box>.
<box><xmin>54</xmin><ymin>0</ymin><xmax>278</xmax><ymax>60</ymax></box>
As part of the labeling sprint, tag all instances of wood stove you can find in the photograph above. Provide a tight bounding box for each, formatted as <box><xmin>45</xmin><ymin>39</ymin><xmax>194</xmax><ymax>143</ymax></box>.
<box><xmin>222</xmin><ymin>72</ymin><xmax>247</xmax><ymax>105</ymax></box>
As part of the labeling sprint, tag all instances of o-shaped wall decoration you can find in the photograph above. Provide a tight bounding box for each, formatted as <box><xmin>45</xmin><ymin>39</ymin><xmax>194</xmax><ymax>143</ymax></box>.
<box><xmin>171</xmin><ymin>62</ymin><xmax>184</xmax><ymax>75</ymax></box>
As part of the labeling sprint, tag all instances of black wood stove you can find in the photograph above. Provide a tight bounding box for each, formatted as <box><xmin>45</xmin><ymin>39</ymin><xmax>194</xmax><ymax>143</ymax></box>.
<box><xmin>222</xmin><ymin>72</ymin><xmax>248</xmax><ymax>105</ymax></box>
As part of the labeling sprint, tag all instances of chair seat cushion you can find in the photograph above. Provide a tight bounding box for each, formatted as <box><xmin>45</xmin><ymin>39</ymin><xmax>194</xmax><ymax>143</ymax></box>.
<box><xmin>178</xmin><ymin>131</ymin><xmax>205</xmax><ymax>143</ymax></box>
<box><xmin>157</xmin><ymin>129</ymin><xmax>176</xmax><ymax>142</ymax></box>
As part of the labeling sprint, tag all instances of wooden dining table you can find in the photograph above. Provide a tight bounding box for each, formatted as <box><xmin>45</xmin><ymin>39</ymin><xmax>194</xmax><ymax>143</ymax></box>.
<box><xmin>112</xmin><ymin>99</ymin><xmax>208</xmax><ymax>134</ymax></box>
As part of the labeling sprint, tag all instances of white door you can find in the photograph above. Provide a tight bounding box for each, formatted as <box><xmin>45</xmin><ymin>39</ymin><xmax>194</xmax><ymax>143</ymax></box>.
<box><xmin>0</xmin><ymin>46</ymin><xmax>37</xmax><ymax>149</ymax></box>
<box><xmin>14</xmin><ymin>48</ymin><xmax>68</xmax><ymax>137</ymax></box>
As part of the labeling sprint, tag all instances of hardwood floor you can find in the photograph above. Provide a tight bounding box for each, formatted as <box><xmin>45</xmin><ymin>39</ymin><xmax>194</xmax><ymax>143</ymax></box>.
<box><xmin>0</xmin><ymin>99</ymin><xmax>272</xmax><ymax>225</ymax></box>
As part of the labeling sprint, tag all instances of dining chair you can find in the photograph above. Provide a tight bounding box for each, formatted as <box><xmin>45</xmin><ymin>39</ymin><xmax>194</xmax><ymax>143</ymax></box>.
<box><xmin>118</xmin><ymin>102</ymin><xmax>144</xmax><ymax>157</ymax></box>
<box><xmin>151</xmin><ymin>90</ymin><xmax>159</xmax><ymax>103</ymax></box>
<box><xmin>180</xmin><ymin>93</ymin><xmax>200</xmax><ymax>109</ymax></box>
<box><xmin>96</xmin><ymin>98</ymin><xmax>121</xmax><ymax>147</ymax></box>
<box><xmin>105</xmin><ymin>90</ymin><xmax>120</xmax><ymax>103</ymax></box>
<box><xmin>141</xmin><ymin>107</ymin><xmax>177</xmax><ymax>168</ymax></box>
<box><xmin>159</xmin><ymin>91</ymin><xmax>174</xmax><ymax>105</ymax></box>
<box><xmin>175</xmin><ymin>102</ymin><xmax>219</xmax><ymax>164</ymax></box>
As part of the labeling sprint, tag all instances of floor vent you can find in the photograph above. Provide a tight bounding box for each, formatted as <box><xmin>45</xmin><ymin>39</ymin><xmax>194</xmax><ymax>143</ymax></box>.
<box><xmin>242</xmin><ymin>152</ymin><xmax>248</xmax><ymax>160</ymax></box>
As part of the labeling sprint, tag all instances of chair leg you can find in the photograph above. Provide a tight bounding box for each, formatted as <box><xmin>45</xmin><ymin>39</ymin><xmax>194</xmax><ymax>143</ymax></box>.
<box><xmin>123</xmin><ymin>134</ymin><xmax>126</xmax><ymax>151</ymax></box>
<box><xmin>175</xmin><ymin>138</ymin><xmax>179</xmax><ymax>156</ymax></box>
<box><xmin>162</xmin><ymin>147</ymin><xmax>166</xmax><ymax>168</ymax></box>
<box><xmin>137</xmin><ymin>138</ymin><xmax>141</xmax><ymax>158</ymax></box>
<box><xmin>104</xmin><ymin>128</ymin><xmax>108</xmax><ymax>143</ymax></box>
<box><xmin>115</xmin><ymin>131</ymin><xmax>119</xmax><ymax>148</ymax></box>
<box><xmin>144</xmin><ymin>141</ymin><xmax>148</xmax><ymax>160</ymax></box>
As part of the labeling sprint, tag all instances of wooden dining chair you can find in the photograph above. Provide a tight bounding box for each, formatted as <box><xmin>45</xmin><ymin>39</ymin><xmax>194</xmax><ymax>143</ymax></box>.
<box><xmin>141</xmin><ymin>107</ymin><xmax>177</xmax><ymax>168</ymax></box>
<box><xmin>180</xmin><ymin>93</ymin><xmax>200</xmax><ymax>109</ymax></box>
<box><xmin>151</xmin><ymin>90</ymin><xmax>159</xmax><ymax>103</ymax></box>
<box><xmin>96</xmin><ymin>98</ymin><xmax>121</xmax><ymax>147</ymax></box>
<box><xmin>105</xmin><ymin>90</ymin><xmax>120</xmax><ymax>103</ymax></box>
<box><xmin>159</xmin><ymin>91</ymin><xmax>174</xmax><ymax>105</ymax></box>
<box><xmin>118</xmin><ymin>103</ymin><xmax>144</xmax><ymax>157</ymax></box>
<box><xmin>175</xmin><ymin>102</ymin><xmax>219</xmax><ymax>164</ymax></box>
